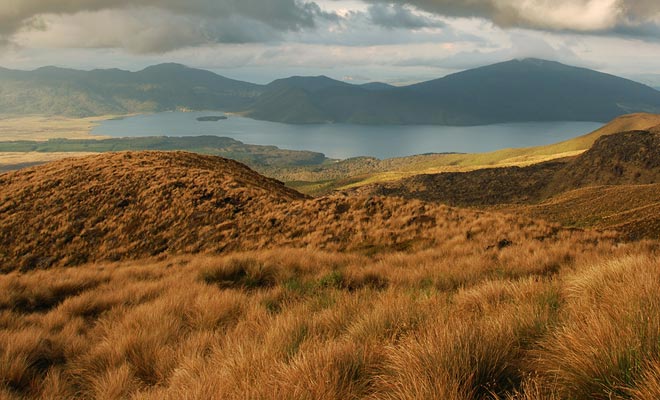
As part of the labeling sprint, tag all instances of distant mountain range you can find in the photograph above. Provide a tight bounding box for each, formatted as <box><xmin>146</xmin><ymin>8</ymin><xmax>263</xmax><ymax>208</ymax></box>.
<box><xmin>0</xmin><ymin>63</ymin><xmax>261</xmax><ymax>117</ymax></box>
<box><xmin>1</xmin><ymin>59</ymin><xmax>660</xmax><ymax>125</ymax></box>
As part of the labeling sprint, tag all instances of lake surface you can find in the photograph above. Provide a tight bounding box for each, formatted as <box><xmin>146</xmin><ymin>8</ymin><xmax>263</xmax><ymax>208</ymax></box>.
<box><xmin>92</xmin><ymin>111</ymin><xmax>603</xmax><ymax>159</ymax></box>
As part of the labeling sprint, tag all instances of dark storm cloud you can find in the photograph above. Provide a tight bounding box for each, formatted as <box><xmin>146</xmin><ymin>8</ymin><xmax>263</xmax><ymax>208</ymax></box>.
<box><xmin>0</xmin><ymin>0</ymin><xmax>334</xmax><ymax>49</ymax></box>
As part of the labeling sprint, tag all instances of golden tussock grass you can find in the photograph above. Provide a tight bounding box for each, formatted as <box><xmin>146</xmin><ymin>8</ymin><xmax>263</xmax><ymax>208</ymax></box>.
<box><xmin>512</xmin><ymin>184</ymin><xmax>660</xmax><ymax>240</ymax></box>
<box><xmin>0</xmin><ymin>239</ymin><xmax>658</xmax><ymax>399</ymax></box>
<box><xmin>2</xmin><ymin>150</ymin><xmax>660</xmax><ymax>399</ymax></box>
<box><xmin>1</xmin><ymin>151</ymin><xmax>596</xmax><ymax>271</ymax></box>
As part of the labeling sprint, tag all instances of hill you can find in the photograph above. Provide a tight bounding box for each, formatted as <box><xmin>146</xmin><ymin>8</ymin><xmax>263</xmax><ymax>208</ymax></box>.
<box><xmin>246</xmin><ymin>59</ymin><xmax>660</xmax><ymax>125</ymax></box>
<box><xmin>547</xmin><ymin>129</ymin><xmax>660</xmax><ymax>193</ymax></box>
<box><xmin>0</xmin><ymin>152</ymin><xmax>303</xmax><ymax>270</ymax></box>
<box><xmin>351</xmin><ymin>128</ymin><xmax>660</xmax><ymax>240</ymax></box>
<box><xmin>4</xmin><ymin>152</ymin><xmax>660</xmax><ymax>400</ymax></box>
<box><xmin>0</xmin><ymin>64</ymin><xmax>262</xmax><ymax>117</ymax></box>
<box><xmin>357</xmin><ymin>129</ymin><xmax>660</xmax><ymax>205</ymax></box>
<box><xmin>0</xmin><ymin>151</ymin><xmax>582</xmax><ymax>271</ymax></box>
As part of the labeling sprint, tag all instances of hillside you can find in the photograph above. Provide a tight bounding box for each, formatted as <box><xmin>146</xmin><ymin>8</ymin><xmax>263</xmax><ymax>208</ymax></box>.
<box><xmin>547</xmin><ymin>130</ymin><xmax>660</xmax><ymax>193</ymax></box>
<box><xmin>356</xmin><ymin>160</ymin><xmax>566</xmax><ymax>206</ymax></box>
<box><xmin>0</xmin><ymin>152</ymin><xmax>303</xmax><ymax>270</ymax></box>
<box><xmin>4</xmin><ymin>151</ymin><xmax>660</xmax><ymax>400</ymax></box>
<box><xmin>0</xmin><ymin>151</ymin><xmax>586</xmax><ymax>272</ymax></box>
<box><xmin>512</xmin><ymin>184</ymin><xmax>660</xmax><ymax>240</ymax></box>
<box><xmin>0</xmin><ymin>64</ymin><xmax>262</xmax><ymax>117</ymax></box>
<box><xmin>357</xmin><ymin>129</ymin><xmax>660</xmax><ymax>206</ymax></box>
<box><xmin>246</xmin><ymin>59</ymin><xmax>660</xmax><ymax>125</ymax></box>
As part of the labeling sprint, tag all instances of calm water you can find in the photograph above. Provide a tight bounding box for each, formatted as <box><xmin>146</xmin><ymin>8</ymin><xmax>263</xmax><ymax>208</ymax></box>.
<box><xmin>92</xmin><ymin>111</ymin><xmax>603</xmax><ymax>159</ymax></box>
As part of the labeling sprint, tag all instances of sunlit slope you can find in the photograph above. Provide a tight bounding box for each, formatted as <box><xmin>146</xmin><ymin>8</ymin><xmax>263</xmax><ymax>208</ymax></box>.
<box><xmin>513</xmin><ymin>184</ymin><xmax>660</xmax><ymax>240</ymax></box>
<box><xmin>358</xmin><ymin>129</ymin><xmax>660</xmax><ymax>205</ymax></box>
<box><xmin>0</xmin><ymin>151</ymin><xmax>574</xmax><ymax>271</ymax></box>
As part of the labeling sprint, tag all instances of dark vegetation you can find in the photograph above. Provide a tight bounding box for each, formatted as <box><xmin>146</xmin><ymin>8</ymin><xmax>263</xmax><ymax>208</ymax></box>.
<box><xmin>196</xmin><ymin>116</ymin><xmax>228</xmax><ymax>121</ymax></box>
<box><xmin>0</xmin><ymin>136</ymin><xmax>328</xmax><ymax>167</ymax></box>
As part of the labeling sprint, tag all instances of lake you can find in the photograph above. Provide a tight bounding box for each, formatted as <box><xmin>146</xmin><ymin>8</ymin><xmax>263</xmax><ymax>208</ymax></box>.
<box><xmin>92</xmin><ymin>112</ymin><xmax>603</xmax><ymax>159</ymax></box>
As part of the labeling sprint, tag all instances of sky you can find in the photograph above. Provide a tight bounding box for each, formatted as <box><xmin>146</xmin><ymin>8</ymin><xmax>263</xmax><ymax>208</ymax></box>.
<box><xmin>0</xmin><ymin>0</ymin><xmax>659</xmax><ymax>86</ymax></box>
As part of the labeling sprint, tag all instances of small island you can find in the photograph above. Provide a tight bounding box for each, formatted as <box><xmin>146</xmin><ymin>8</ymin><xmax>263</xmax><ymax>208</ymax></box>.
<box><xmin>196</xmin><ymin>115</ymin><xmax>228</xmax><ymax>122</ymax></box>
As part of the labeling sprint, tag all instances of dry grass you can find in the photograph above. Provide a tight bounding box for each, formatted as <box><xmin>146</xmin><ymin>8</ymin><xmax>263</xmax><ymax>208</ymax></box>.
<box><xmin>510</xmin><ymin>184</ymin><xmax>660</xmax><ymax>240</ymax></box>
<box><xmin>1</xmin><ymin>151</ymin><xmax>602</xmax><ymax>271</ymax></box>
<box><xmin>2</xmin><ymin>149</ymin><xmax>660</xmax><ymax>398</ymax></box>
<box><xmin>0</xmin><ymin>241</ymin><xmax>658</xmax><ymax>399</ymax></box>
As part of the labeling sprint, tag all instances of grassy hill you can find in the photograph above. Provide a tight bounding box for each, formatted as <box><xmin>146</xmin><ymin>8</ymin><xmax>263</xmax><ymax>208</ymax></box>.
<box><xmin>358</xmin><ymin>129</ymin><xmax>660</xmax><ymax>205</ymax></box>
<box><xmin>0</xmin><ymin>151</ymin><xmax>569</xmax><ymax>271</ymax></box>
<box><xmin>353</xmin><ymin>126</ymin><xmax>660</xmax><ymax>242</ymax></box>
<box><xmin>512</xmin><ymin>184</ymin><xmax>660</xmax><ymax>240</ymax></box>
<box><xmin>2</xmin><ymin>150</ymin><xmax>660</xmax><ymax>399</ymax></box>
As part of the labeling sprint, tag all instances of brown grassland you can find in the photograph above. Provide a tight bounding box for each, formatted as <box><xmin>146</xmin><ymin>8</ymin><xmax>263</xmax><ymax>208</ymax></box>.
<box><xmin>0</xmin><ymin>115</ymin><xmax>112</xmax><ymax>141</ymax></box>
<box><xmin>2</xmin><ymin>118</ymin><xmax>660</xmax><ymax>399</ymax></box>
<box><xmin>2</xmin><ymin>239</ymin><xmax>660</xmax><ymax>399</ymax></box>
<box><xmin>0</xmin><ymin>114</ymin><xmax>112</xmax><ymax>173</ymax></box>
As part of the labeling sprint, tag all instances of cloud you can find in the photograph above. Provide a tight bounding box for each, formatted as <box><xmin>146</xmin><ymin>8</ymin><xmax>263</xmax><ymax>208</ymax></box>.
<box><xmin>367</xmin><ymin>3</ymin><xmax>443</xmax><ymax>29</ymax></box>
<box><xmin>364</xmin><ymin>0</ymin><xmax>660</xmax><ymax>36</ymax></box>
<box><xmin>15</xmin><ymin>9</ymin><xmax>292</xmax><ymax>53</ymax></box>
<box><xmin>0</xmin><ymin>0</ymin><xmax>333</xmax><ymax>52</ymax></box>
<box><xmin>391</xmin><ymin>31</ymin><xmax>585</xmax><ymax>71</ymax></box>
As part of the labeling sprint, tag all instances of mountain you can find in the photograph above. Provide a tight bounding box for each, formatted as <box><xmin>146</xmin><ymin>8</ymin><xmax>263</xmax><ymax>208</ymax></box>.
<box><xmin>3</xmin><ymin>59</ymin><xmax>660</xmax><ymax>124</ymax></box>
<box><xmin>246</xmin><ymin>59</ymin><xmax>660</xmax><ymax>125</ymax></box>
<box><xmin>245</xmin><ymin>76</ymin><xmax>352</xmax><ymax>123</ymax></box>
<box><xmin>360</xmin><ymin>82</ymin><xmax>396</xmax><ymax>91</ymax></box>
<box><xmin>0</xmin><ymin>63</ymin><xmax>263</xmax><ymax>117</ymax></box>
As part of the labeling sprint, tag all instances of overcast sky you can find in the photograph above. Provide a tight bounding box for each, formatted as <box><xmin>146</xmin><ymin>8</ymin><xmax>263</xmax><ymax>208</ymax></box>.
<box><xmin>0</xmin><ymin>0</ymin><xmax>659</xmax><ymax>85</ymax></box>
